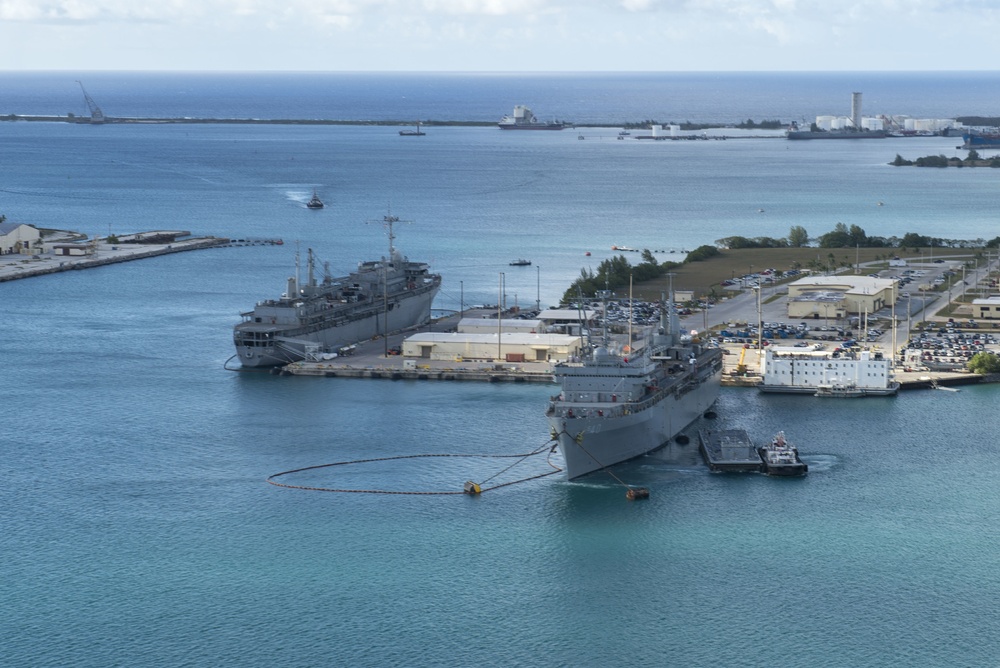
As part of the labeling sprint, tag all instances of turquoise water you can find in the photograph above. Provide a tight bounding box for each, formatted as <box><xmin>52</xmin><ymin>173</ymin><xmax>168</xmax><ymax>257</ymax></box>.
<box><xmin>4</xmin><ymin>73</ymin><xmax>1000</xmax><ymax>666</ymax></box>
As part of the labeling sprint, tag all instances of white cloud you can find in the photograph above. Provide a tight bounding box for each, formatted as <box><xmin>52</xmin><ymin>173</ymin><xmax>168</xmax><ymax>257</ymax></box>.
<box><xmin>420</xmin><ymin>0</ymin><xmax>550</xmax><ymax>16</ymax></box>
<box><xmin>2</xmin><ymin>0</ymin><xmax>1000</xmax><ymax>70</ymax></box>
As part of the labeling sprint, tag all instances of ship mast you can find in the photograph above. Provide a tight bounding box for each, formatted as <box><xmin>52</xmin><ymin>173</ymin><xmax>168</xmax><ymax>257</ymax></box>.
<box><xmin>384</xmin><ymin>213</ymin><xmax>398</xmax><ymax>258</ymax></box>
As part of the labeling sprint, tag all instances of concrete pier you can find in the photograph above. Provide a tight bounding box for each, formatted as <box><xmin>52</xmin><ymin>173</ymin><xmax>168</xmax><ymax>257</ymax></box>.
<box><xmin>0</xmin><ymin>233</ymin><xmax>234</xmax><ymax>282</ymax></box>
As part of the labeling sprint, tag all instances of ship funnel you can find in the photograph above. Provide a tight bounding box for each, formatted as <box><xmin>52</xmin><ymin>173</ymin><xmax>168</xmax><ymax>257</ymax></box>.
<box><xmin>287</xmin><ymin>277</ymin><xmax>297</xmax><ymax>299</ymax></box>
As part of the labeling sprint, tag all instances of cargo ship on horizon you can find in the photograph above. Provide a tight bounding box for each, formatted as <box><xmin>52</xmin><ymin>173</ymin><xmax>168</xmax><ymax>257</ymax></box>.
<box><xmin>498</xmin><ymin>105</ymin><xmax>567</xmax><ymax>130</ymax></box>
<box><xmin>786</xmin><ymin>121</ymin><xmax>885</xmax><ymax>140</ymax></box>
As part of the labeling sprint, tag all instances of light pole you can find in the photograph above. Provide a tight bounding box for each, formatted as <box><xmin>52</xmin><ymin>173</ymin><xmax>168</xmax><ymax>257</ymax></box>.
<box><xmin>905</xmin><ymin>292</ymin><xmax>911</xmax><ymax>339</ymax></box>
<box><xmin>754</xmin><ymin>286</ymin><xmax>763</xmax><ymax>351</ymax></box>
<box><xmin>536</xmin><ymin>265</ymin><xmax>540</xmax><ymax>312</ymax></box>
<box><xmin>501</xmin><ymin>272</ymin><xmax>506</xmax><ymax>312</ymax></box>
<box><xmin>497</xmin><ymin>273</ymin><xmax>503</xmax><ymax>361</ymax></box>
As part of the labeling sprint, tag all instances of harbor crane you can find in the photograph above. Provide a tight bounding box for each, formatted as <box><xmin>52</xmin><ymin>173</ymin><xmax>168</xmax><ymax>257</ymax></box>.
<box><xmin>76</xmin><ymin>81</ymin><xmax>105</xmax><ymax>124</ymax></box>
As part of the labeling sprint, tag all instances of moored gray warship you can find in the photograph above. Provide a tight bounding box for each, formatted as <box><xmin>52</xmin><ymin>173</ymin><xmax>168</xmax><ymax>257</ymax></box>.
<box><xmin>546</xmin><ymin>289</ymin><xmax>723</xmax><ymax>479</ymax></box>
<box><xmin>233</xmin><ymin>215</ymin><xmax>441</xmax><ymax>368</ymax></box>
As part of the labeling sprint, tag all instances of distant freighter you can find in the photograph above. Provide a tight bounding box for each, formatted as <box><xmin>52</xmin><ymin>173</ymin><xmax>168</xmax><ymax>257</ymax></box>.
<box><xmin>961</xmin><ymin>132</ymin><xmax>1000</xmax><ymax>149</ymax></box>
<box><xmin>498</xmin><ymin>105</ymin><xmax>567</xmax><ymax>130</ymax></box>
<box><xmin>787</xmin><ymin>128</ymin><xmax>885</xmax><ymax>140</ymax></box>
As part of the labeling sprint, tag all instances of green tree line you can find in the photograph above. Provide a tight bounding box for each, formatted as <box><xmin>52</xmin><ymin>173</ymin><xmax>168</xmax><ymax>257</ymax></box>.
<box><xmin>561</xmin><ymin>246</ymin><xmax>719</xmax><ymax>303</ymax></box>
<box><xmin>718</xmin><ymin>224</ymin><xmax>983</xmax><ymax>250</ymax></box>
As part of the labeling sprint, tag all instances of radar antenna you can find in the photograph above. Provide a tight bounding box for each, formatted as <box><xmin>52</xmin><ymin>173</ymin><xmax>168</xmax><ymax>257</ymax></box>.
<box><xmin>367</xmin><ymin>206</ymin><xmax>411</xmax><ymax>258</ymax></box>
<box><xmin>76</xmin><ymin>81</ymin><xmax>105</xmax><ymax>124</ymax></box>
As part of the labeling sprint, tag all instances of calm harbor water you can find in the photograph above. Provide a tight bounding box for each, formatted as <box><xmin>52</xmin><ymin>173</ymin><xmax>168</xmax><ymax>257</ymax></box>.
<box><xmin>4</xmin><ymin>73</ymin><xmax>1000</xmax><ymax>666</ymax></box>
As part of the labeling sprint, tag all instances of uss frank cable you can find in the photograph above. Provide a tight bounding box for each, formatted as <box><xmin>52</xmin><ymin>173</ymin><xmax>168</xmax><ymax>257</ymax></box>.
<box><xmin>547</xmin><ymin>290</ymin><xmax>724</xmax><ymax>479</ymax></box>
<box><xmin>233</xmin><ymin>216</ymin><xmax>441</xmax><ymax>368</ymax></box>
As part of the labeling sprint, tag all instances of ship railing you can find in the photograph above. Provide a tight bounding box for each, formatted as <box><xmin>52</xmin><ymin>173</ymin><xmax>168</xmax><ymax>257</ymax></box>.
<box><xmin>550</xmin><ymin>404</ymin><xmax>630</xmax><ymax>420</ymax></box>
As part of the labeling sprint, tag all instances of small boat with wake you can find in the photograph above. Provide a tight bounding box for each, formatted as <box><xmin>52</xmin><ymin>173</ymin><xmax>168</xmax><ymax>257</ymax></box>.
<box><xmin>757</xmin><ymin>431</ymin><xmax>808</xmax><ymax>476</ymax></box>
<box><xmin>306</xmin><ymin>191</ymin><xmax>324</xmax><ymax>209</ymax></box>
<box><xmin>509</xmin><ymin>259</ymin><xmax>531</xmax><ymax>266</ymax></box>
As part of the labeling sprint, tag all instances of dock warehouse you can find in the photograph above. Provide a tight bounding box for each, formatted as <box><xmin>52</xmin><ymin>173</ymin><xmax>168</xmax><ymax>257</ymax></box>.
<box><xmin>786</xmin><ymin>275</ymin><xmax>898</xmax><ymax>319</ymax></box>
<box><xmin>972</xmin><ymin>296</ymin><xmax>1000</xmax><ymax>320</ymax></box>
<box><xmin>51</xmin><ymin>243</ymin><xmax>94</xmax><ymax>257</ymax></box>
<box><xmin>536</xmin><ymin>308</ymin><xmax>597</xmax><ymax>335</ymax></box>
<box><xmin>457</xmin><ymin>318</ymin><xmax>543</xmax><ymax>334</ymax></box>
<box><xmin>401</xmin><ymin>331</ymin><xmax>582</xmax><ymax>363</ymax></box>
<box><xmin>0</xmin><ymin>222</ymin><xmax>41</xmax><ymax>255</ymax></box>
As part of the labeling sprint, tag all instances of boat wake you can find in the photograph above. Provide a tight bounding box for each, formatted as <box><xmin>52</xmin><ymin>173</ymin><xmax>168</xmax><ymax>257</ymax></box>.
<box><xmin>798</xmin><ymin>454</ymin><xmax>838</xmax><ymax>473</ymax></box>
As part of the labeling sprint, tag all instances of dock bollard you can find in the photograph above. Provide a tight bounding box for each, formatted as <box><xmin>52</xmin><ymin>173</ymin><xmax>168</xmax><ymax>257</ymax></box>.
<box><xmin>626</xmin><ymin>487</ymin><xmax>650</xmax><ymax>501</ymax></box>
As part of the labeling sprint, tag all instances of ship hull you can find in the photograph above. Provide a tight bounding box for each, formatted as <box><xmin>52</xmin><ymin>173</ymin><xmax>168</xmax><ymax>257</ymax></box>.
<box><xmin>548</xmin><ymin>366</ymin><xmax>721</xmax><ymax>479</ymax></box>
<box><xmin>758</xmin><ymin>382</ymin><xmax>899</xmax><ymax>396</ymax></box>
<box><xmin>962</xmin><ymin>134</ymin><xmax>1000</xmax><ymax>148</ymax></box>
<box><xmin>787</xmin><ymin>130</ymin><xmax>885</xmax><ymax>139</ymax></box>
<box><xmin>498</xmin><ymin>124</ymin><xmax>566</xmax><ymax>130</ymax></box>
<box><xmin>236</xmin><ymin>284</ymin><xmax>439</xmax><ymax>368</ymax></box>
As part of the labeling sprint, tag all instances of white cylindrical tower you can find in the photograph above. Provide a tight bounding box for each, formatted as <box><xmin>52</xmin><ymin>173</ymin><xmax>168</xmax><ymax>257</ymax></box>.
<box><xmin>851</xmin><ymin>92</ymin><xmax>862</xmax><ymax>128</ymax></box>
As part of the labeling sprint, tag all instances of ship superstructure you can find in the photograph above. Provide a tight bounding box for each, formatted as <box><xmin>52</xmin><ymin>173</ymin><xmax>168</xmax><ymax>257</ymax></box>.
<box><xmin>498</xmin><ymin>105</ymin><xmax>566</xmax><ymax>130</ymax></box>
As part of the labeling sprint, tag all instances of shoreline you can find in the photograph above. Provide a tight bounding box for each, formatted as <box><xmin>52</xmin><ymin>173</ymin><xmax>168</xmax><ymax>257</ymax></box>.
<box><xmin>0</xmin><ymin>114</ymin><xmax>794</xmax><ymax>132</ymax></box>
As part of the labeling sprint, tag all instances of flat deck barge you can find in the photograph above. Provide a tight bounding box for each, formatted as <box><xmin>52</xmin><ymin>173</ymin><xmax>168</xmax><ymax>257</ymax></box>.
<box><xmin>698</xmin><ymin>429</ymin><xmax>763</xmax><ymax>472</ymax></box>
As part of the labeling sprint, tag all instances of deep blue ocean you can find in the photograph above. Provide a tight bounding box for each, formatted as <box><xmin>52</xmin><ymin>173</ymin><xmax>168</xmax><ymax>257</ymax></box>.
<box><xmin>4</xmin><ymin>72</ymin><xmax>1000</xmax><ymax>667</ymax></box>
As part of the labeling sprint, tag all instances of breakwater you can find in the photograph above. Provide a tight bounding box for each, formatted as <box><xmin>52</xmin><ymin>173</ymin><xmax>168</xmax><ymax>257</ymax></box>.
<box><xmin>0</xmin><ymin>236</ymin><xmax>231</xmax><ymax>282</ymax></box>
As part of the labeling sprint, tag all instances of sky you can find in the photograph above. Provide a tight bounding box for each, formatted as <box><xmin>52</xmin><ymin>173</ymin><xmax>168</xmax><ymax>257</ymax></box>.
<box><xmin>1</xmin><ymin>0</ymin><xmax>996</xmax><ymax>71</ymax></box>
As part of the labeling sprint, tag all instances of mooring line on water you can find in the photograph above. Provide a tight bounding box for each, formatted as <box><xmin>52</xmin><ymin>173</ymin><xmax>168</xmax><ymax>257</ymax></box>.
<box><xmin>266</xmin><ymin>443</ymin><xmax>563</xmax><ymax>496</ymax></box>
<box><xmin>563</xmin><ymin>428</ymin><xmax>649</xmax><ymax>499</ymax></box>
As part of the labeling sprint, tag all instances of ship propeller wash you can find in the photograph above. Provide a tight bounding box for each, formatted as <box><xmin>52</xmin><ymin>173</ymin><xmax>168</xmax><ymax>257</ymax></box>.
<box><xmin>546</xmin><ymin>288</ymin><xmax>723</xmax><ymax>479</ymax></box>
<box><xmin>233</xmin><ymin>214</ymin><xmax>441</xmax><ymax>368</ymax></box>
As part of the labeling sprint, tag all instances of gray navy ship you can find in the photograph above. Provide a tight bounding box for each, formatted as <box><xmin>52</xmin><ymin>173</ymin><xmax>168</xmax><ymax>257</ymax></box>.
<box><xmin>233</xmin><ymin>215</ymin><xmax>441</xmax><ymax>368</ymax></box>
<box><xmin>546</xmin><ymin>290</ymin><xmax>723</xmax><ymax>479</ymax></box>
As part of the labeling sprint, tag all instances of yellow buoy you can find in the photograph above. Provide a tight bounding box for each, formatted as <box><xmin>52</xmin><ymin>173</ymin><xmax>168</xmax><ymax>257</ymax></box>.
<box><xmin>626</xmin><ymin>487</ymin><xmax>650</xmax><ymax>501</ymax></box>
<box><xmin>463</xmin><ymin>481</ymin><xmax>482</xmax><ymax>495</ymax></box>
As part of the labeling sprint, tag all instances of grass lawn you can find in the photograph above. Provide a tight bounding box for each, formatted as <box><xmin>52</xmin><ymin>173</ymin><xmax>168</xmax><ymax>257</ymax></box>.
<box><xmin>628</xmin><ymin>247</ymin><xmax>982</xmax><ymax>301</ymax></box>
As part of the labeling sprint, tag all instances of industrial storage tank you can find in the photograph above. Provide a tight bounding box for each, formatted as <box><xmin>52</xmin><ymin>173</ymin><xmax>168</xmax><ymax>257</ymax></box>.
<box><xmin>815</xmin><ymin>115</ymin><xmax>835</xmax><ymax>131</ymax></box>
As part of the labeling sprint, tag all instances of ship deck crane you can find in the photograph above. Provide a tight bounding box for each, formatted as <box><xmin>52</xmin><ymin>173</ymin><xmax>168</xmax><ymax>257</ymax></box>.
<box><xmin>76</xmin><ymin>81</ymin><xmax>105</xmax><ymax>124</ymax></box>
<box><xmin>735</xmin><ymin>345</ymin><xmax>748</xmax><ymax>375</ymax></box>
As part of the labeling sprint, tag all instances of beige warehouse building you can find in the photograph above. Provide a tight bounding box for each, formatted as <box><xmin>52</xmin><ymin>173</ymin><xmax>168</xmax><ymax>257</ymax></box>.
<box><xmin>786</xmin><ymin>275</ymin><xmax>898</xmax><ymax>319</ymax></box>
<box><xmin>402</xmin><ymin>331</ymin><xmax>582</xmax><ymax>363</ymax></box>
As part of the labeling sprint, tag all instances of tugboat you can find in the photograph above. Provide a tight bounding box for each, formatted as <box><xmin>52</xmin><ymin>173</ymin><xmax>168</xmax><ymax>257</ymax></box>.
<box><xmin>306</xmin><ymin>191</ymin><xmax>324</xmax><ymax>209</ymax></box>
<box><xmin>757</xmin><ymin>431</ymin><xmax>808</xmax><ymax>476</ymax></box>
<box><xmin>399</xmin><ymin>121</ymin><xmax>426</xmax><ymax>136</ymax></box>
